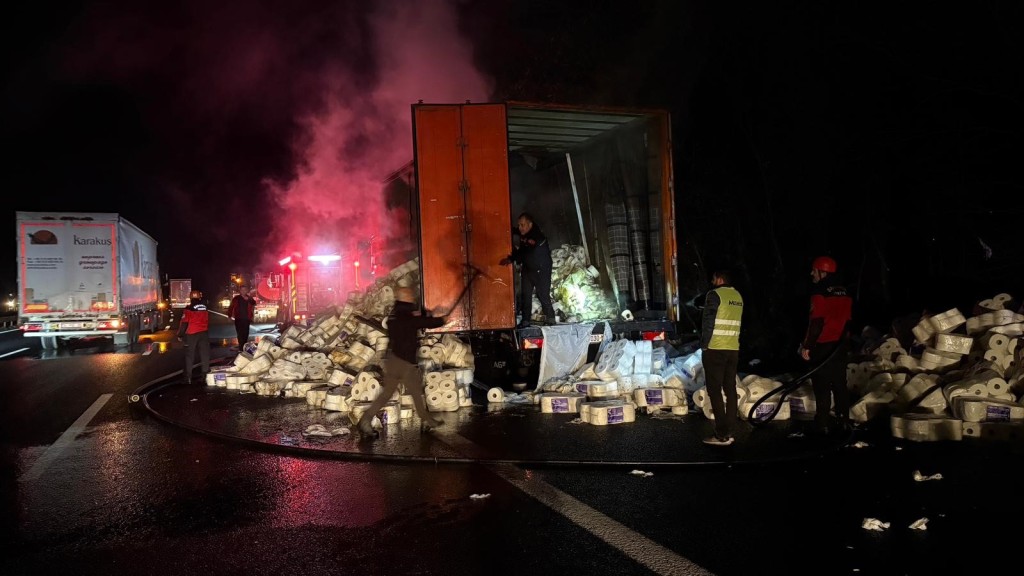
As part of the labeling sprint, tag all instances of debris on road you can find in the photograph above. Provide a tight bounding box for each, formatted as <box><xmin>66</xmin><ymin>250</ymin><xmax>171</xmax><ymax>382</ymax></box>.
<box><xmin>861</xmin><ymin>518</ymin><xmax>890</xmax><ymax>531</ymax></box>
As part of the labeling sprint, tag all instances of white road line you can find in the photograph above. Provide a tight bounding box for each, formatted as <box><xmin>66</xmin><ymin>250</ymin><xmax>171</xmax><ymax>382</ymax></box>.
<box><xmin>0</xmin><ymin>347</ymin><xmax>31</xmax><ymax>359</ymax></box>
<box><xmin>20</xmin><ymin>393</ymin><xmax>113</xmax><ymax>482</ymax></box>
<box><xmin>437</xmin><ymin>432</ymin><xmax>713</xmax><ymax>576</ymax></box>
<box><xmin>0</xmin><ymin>328</ymin><xmax>22</xmax><ymax>335</ymax></box>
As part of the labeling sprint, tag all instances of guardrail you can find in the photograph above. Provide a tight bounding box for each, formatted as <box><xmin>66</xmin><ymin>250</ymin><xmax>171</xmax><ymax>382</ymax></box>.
<box><xmin>0</xmin><ymin>315</ymin><xmax>17</xmax><ymax>328</ymax></box>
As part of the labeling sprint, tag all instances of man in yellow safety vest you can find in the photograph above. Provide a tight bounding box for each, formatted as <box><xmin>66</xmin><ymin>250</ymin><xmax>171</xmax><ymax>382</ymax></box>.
<box><xmin>700</xmin><ymin>270</ymin><xmax>744</xmax><ymax>446</ymax></box>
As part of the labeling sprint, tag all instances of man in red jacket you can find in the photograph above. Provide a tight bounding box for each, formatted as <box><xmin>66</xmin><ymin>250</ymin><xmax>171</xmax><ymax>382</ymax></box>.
<box><xmin>177</xmin><ymin>290</ymin><xmax>210</xmax><ymax>385</ymax></box>
<box><xmin>798</xmin><ymin>256</ymin><xmax>853</xmax><ymax>435</ymax></box>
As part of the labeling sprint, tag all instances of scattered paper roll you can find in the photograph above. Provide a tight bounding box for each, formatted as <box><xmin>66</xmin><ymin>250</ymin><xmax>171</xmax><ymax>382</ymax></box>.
<box><xmin>487</xmin><ymin>387</ymin><xmax>505</xmax><ymax>403</ymax></box>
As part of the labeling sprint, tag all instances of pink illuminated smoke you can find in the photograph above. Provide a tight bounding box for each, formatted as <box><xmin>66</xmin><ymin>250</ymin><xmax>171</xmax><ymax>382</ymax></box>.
<box><xmin>265</xmin><ymin>0</ymin><xmax>492</xmax><ymax>292</ymax></box>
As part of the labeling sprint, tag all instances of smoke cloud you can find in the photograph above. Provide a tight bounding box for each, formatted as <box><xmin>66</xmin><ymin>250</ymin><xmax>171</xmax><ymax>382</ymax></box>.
<box><xmin>50</xmin><ymin>0</ymin><xmax>491</xmax><ymax>292</ymax></box>
<box><xmin>264</xmin><ymin>0</ymin><xmax>492</xmax><ymax>290</ymax></box>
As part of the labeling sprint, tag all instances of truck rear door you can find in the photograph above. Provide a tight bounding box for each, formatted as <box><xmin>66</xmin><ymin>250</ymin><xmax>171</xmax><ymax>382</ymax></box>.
<box><xmin>414</xmin><ymin>104</ymin><xmax>516</xmax><ymax>331</ymax></box>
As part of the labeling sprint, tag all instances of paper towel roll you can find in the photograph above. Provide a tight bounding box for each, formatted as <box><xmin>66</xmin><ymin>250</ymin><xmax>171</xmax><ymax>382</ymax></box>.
<box><xmin>983</xmin><ymin>333</ymin><xmax>1009</xmax><ymax>352</ymax></box>
<box><xmin>986</xmin><ymin>377</ymin><xmax>1008</xmax><ymax>396</ymax></box>
<box><xmin>487</xmin><ymin>387</ymin><xmax>505</xmax><ymax>403</ymax></box>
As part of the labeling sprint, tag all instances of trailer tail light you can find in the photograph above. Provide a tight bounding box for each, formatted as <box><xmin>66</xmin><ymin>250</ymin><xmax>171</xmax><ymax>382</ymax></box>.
<box><xmin>642</xmin><ymin>331</ymin><xmax>666</xmax><ymax>341</ymax></box>
<box><xmin>522</xmin><ymin>337</ymin><xmax>543</xmax><ymax>349</ymax></box>
<box><xmin>98</xmin><ymin>319</ymin><xmax>120</xmax><ymax>330</ymax></box>
<box><xmin>21</xmin><ymin>323</ymin><xmax>42</xmax><ymax>332</ymax></box>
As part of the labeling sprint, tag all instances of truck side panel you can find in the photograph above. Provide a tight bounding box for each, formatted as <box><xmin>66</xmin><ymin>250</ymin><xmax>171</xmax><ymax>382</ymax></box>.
<box><xmin>653</xmin><ymin>112</ymin><xmax>680</xmax><ymax>322</ymax></box>
<box><xmin>117</xmin><ymin>217</ymin><xmax>161</xmax><ymax>312</ymax></box>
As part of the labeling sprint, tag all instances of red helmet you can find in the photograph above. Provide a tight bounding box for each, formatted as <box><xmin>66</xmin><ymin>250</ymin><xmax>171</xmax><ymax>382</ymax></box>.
<box><xmin>812</xmin><ymin>256</ymin><xmax>837</xmax><ymax>273</ymax></box>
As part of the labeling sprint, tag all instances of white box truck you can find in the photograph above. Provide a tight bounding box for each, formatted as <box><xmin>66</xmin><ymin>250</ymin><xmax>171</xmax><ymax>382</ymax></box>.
<box><xmin>15</xmin><ymin>211</ymin><xmax>166</xmax><ymax>349</ymax></box>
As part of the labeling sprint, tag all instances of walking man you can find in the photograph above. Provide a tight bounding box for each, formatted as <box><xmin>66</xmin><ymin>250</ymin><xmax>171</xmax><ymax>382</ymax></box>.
<box><xmin>700</xmin><ymin>270</ymin><xmax>743</xmax><ymax>446</ymax></box>
<box><xmin>228</xmin><ymin>284</ymin><xmax>256</xmax><ymax>350</ymax></box>
<box><xmin>357</xmin><ymin>287</ymin><xmax>446</xmax><ymax>438</ymax></box>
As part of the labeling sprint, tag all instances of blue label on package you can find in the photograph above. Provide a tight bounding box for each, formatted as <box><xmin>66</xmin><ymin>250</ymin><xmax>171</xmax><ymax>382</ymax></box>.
<box><xmin>215</xmin><ymin>373</ymin><xmax>227</xmax><ymax>382</ymax></box>
<box><xmin>644</xmin><ymin>389</ymin><xmax>663</xmax><ymax>405</ymax></box>
<box><xmin>755</xmin><ymin>404</ymin><xmax>774</xmax><ymax>417</ymax></box>
<box><xmin>987</xmin><ymin>405</ymin><xmax>1011</xmax><ymax>421</ymax></box>
<box><xmin>552</xmin><ymin>398</ymin><xmax>569</xmax><ymax>412</ymax></box>
<box><xmin>575</xmin><ymin>383</ymin><xmax>590</xmax><ymax>394</ymax></box>
<box><xmin>608</xmin><ymin>406</ymin><xmax>624</xmax><ymax>424</ymax></box>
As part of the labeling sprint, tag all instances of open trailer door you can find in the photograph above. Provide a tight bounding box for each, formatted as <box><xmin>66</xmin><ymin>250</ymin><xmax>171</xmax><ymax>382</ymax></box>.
<box><xmin>413</xmin><ymin>103</ymin><xmax>516</xmax><ymax>331</ymax></box>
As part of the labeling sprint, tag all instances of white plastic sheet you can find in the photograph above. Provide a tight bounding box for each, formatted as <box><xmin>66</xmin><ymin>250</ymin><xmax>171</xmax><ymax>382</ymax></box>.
<box><xmin>536</xmin><ymin>323</ymin><xmax>597</xmax><ymax>390</ymax></box>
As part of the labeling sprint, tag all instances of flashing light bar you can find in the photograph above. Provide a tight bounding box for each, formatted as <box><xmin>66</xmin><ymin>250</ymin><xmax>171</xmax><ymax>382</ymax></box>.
<box><xmin>309</xmin><ymin>254</ymin><xmax>341</xmax><ymax>264</ymax></box>
<box><xmin>278</xmin><ymin>256</ymin><xmax>292</xmax><ymax>266</ymax></box>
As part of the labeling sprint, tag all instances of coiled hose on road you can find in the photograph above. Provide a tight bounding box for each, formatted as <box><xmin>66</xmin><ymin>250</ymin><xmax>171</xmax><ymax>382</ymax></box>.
<box><xmin>746</xmin><ymin>343</ymin><xmax>845</xmax><ymax>426</ymax></box>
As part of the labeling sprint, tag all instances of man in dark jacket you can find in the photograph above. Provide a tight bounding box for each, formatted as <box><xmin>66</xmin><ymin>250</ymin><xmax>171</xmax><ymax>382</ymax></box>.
<box><xmin>798</xmin><ymin>256</ymin><xmax>853</xmax><ymax>435</ymax></box>
<box><xmin>500</xmin><ymin>212</ymin><xmax>557</xmax><ymax>328</ymax></box>
<box><xmin>177</xmin><ymin>290</ymin><xmax>210</xmax><ymax>385</ymax></box>
<box><xmin>228</xmin><ymin>284</ymin><xmax>256</xmax><ymax>350</ymax></box>
<box><xmin>357</xmin><ymin>287</ymin><xmax>447</xmax><ymax>438</ymax></box>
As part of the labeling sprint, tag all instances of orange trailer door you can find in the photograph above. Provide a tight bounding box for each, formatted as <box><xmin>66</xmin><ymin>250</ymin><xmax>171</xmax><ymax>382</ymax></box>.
<box><xmin>414</xmin><ymin>104</ymin><xmax>515</xmax><ymax>331</ymax></box>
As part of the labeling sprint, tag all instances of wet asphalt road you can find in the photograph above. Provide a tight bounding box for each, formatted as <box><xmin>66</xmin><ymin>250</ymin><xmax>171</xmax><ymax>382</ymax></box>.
<box><xmin>2</xmin><ymin>315</ymin><xmax>1024</xmax><ymax>576</ymax></box>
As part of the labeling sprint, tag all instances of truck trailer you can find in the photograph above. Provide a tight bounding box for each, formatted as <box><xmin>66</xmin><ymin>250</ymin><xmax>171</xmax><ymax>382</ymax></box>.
<box><xmin>394</xmin><ymin>101</ymin><xmax>680</xmax><ymax>384</ymax></box>
<box><xmin>15</xmin><ymin>211</ymin><xmax>165</xmax><ymax>349</ymax></box>
<box><xmin>406</xmin><ymin>102</ymin><xmax>678</xmax><ymax>333</ymax></box>
<box><xmin>169</xmin><ymin>278</ymin><xmax>192</xmax><ymax>309</ymax></box>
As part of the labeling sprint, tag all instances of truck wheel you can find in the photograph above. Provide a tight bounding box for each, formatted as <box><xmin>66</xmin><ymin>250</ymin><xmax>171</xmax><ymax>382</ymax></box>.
<box><xmin>41</xmin><ymin>336</ymin><xmax>57</xmax><ymax>350</ymax></box>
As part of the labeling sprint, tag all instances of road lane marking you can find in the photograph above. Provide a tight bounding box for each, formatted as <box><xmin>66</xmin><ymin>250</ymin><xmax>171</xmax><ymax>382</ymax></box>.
<box><xmin>0</xmin><ymin>347</ymin><xmax>31</xmax><ymax>359</ymax></box>
<box><xmin>0</xmin><ymin>328</ymin><xmax>22</xmax><ymax>335</ymax></box>
<box><xmin>20</xmin><ymin>393</ymin><xmax>113</xmax><ymax>482</ymax></box>
<box><xmin>436</xmin><ymin>432</ymin><xmax>713</xmax><ymax>576</ymax></box>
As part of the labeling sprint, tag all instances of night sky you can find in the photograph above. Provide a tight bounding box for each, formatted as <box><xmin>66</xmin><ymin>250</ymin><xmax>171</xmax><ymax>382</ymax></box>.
<box><xmin>3</xmin><ymin>1</ymin><xmax>1021</xmax><ymax>361</ymax></box>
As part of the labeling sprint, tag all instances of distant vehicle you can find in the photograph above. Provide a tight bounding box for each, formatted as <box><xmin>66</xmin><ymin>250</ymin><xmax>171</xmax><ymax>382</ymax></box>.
<box><xmin>15</xmin><ymin>211</ymin><xmax>164</xmax><ymax>349</ymax></box>
<box><xmin>267</xmin><ymin>253</ymin><xmax>345</xmax><ymax>326</ymax></box>
<box><xmin>169</xmin><ymin>278</ymin><xmax>192</xmax><ymax>309</ymax></box>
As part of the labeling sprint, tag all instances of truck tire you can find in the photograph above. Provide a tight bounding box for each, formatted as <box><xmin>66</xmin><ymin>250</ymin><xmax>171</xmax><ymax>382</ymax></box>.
<box><xmin>41</xmin><ymin>335</ymin><xmax>58</xmax><ymax>350</ymax></box>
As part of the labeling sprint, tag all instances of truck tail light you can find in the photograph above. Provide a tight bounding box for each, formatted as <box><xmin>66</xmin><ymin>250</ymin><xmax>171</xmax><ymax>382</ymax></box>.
<box><xmin>642</xmin><ymin>331</ymin><xmax>666</xmax><ymax>341</ymax></box>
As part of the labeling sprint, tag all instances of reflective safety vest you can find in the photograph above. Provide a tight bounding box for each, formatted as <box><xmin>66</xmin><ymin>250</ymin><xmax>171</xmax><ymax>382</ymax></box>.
<box><xmin>709</xmin><ymin>286</ymin><xmax>743</xmax><ymax>350</ymax></box>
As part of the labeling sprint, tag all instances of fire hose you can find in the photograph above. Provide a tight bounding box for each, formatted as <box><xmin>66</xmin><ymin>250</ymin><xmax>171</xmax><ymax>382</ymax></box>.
<box><xmin>746</xmin><ymin>342</ymin><xmax>847</xmax><ymax>426</ymax></box>
<box><xmin>436</xmin><ymin>265</ymin><xmax>484</xmax><ymax>317</ymax></box>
